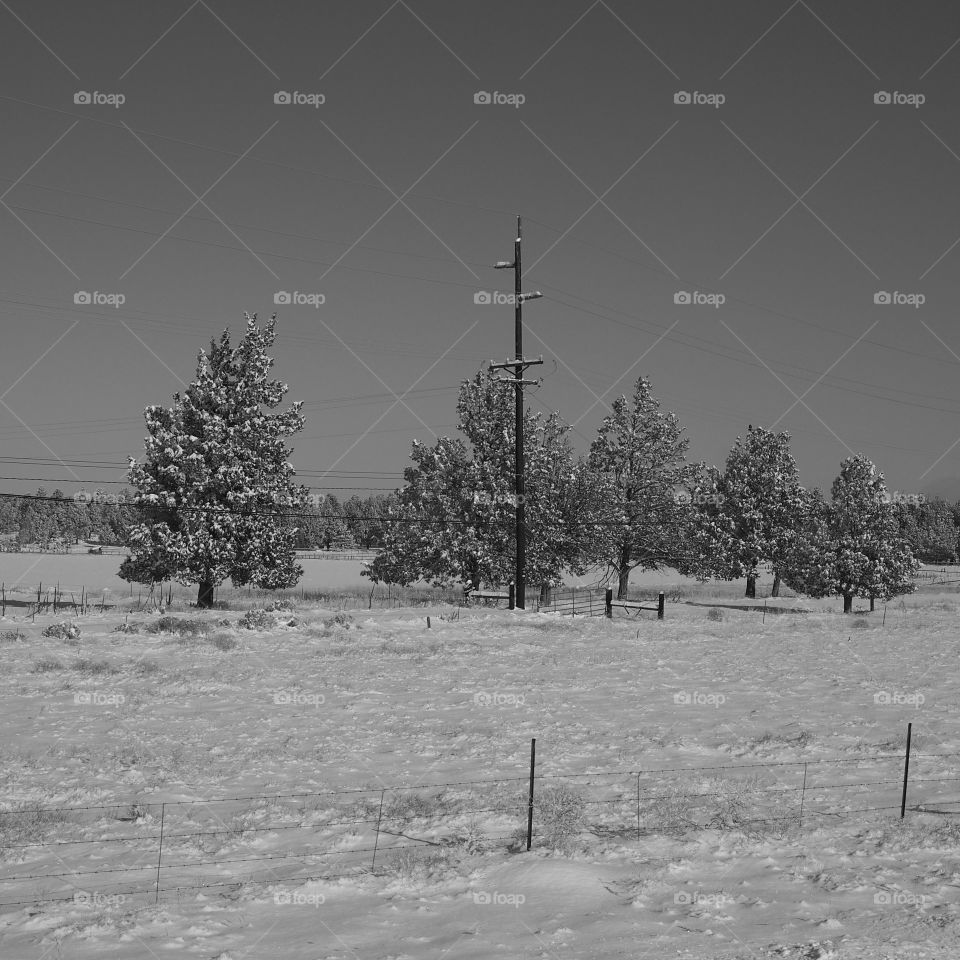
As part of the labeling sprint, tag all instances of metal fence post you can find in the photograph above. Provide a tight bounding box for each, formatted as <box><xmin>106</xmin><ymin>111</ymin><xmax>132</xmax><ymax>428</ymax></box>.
<box><xmin>155</xmin><ymin>803</ymin><xmax>166</xmax><ymax>904</ymax></box>
<box><xmin>526</xmin><ymin>738</ymin><xmax>536</xmax><ymax>851</ymax></box>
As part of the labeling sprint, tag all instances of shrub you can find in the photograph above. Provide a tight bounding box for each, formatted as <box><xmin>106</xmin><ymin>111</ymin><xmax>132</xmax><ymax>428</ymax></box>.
<box><xmin>535</xmin><ymin>784</ymin><xmax>586</xmax><ymax>852</ymax></box>
<box><xmin>0</xmin><ymin>630</ymin><xmax>26</xmax><ymax>642</ymax></box>
<box><xmin>146</xmin><ymin>616</ymin><xmax>207</xmax><ymax>637</ymax></box>
<box><xmin>42</xmin><ymin>622</ymin><xmax>80</xmax><ymax>640</ymax></box>
<box><xmin>32</xmin><ymin>657</ymin><xmax>65</xmax><ymax>673</ymax></box>
<box><xmin>707</xmin><ymin>608</ymin><xmax>723</xmax><ymax>622</ymax></box>
<box><xmin>112</xmin><ymin>621</ymin><xmax>141</xmax><ymax>634</ymax></box>
<box><xmin>852</xmin><ymin>618</ymin><xmax>869</xmax><ymax>629</ymax></box>
<box><xmin>268</xmin><ymin>598</ymin><xmax>297</xmax><ymax>612</ymax></box>
<box><xmin>238</xmin><ymin>608</ymin><xmax>274</xmax><ymax>630</ymax></box>
<box><xmin>208</xmin><ymin>632</ymin><xmax>238</xmax><ymax>651</ymax></box>
<box><xmin>73</xmin><ymin>658</ymin><xmax>118</xmax><ymax>675</ymax></box>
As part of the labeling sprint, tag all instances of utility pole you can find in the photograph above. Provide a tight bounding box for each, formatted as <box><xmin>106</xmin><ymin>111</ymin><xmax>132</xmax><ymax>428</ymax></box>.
<box><xmin>490</xmin><ymin>216</ymin><xmax>543</xmax><ymax>609</ymax></box>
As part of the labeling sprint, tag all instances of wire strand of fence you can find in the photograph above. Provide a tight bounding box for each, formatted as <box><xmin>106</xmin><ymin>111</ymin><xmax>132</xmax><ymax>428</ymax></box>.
<box><xmin>8</xmin><ymin>752</ymin><xmax>959</xmax><ymax>819</ymax></box>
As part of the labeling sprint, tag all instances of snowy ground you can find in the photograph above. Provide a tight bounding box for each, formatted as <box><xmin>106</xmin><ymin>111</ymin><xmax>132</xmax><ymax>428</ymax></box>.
<box><xmin>2</xmin><ymin>582</ymin><xmax>960</xmax><ymax>958</ymax></box>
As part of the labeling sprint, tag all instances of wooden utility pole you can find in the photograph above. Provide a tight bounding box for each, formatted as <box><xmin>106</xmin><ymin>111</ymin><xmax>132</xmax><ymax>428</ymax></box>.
<box><xmin>490</xmin><ymin>217</ymin><xmax>543</xmax><ymax>609</ymax></box>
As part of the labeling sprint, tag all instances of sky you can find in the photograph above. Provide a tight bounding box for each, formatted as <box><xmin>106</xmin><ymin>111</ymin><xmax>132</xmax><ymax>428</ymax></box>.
<box><xmin>3</xmin><ymin>0</ymin><xmax>960</xmax><ymax>501</ymax></box>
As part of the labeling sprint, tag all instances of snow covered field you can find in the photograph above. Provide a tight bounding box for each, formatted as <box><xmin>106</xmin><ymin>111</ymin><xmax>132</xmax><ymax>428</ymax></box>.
<box><xmin>2</xmin><ymin>585</ymin><xmax>960</xmax><ymax>958</ymax></box>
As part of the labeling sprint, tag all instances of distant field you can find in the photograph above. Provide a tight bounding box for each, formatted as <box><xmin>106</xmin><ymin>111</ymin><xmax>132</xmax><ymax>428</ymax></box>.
<box><xmin>0</xmin><ymin>554</ymin><xmax>954</xmax><ymax>609</ymax></box>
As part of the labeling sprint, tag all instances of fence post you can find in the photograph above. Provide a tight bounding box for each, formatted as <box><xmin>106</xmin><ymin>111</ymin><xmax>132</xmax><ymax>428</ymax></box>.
<box><xmin>508</xmin><ymin>582</ymin><xmax>516</xmax><ymax>610</ymax></box>
<box><xmin>605</xmin><ymin>589</ymin><xmax>613</xmax><ymax>618</ymax></box>
<box><xmin>372</xmin><ymin>789</ymin><xmax>386</xmax><ymax>869</ymax></box>
<box><xmin>799</xmin><ymin>762</ymin><xmax>808</xmax><ymax>828</ymax></box>
<box><xmin>526</xmin><ymin>738</ymin><xmax>536</xmax><ymax>851</ymax></box>
<box><xmin>657</xmin><ymin>592</ymin><xmax>665</xmax><ymax>620</ymax></box>
<box><xmin>901</xmin><ymin>722</ymin><xmax>913</xmax><ymax>819</ymax></box>
<box><xmin>155</xmin><ymin>803</ymin><xmax>166</xmax><ymax>904</ymax></box>
<box><xmin>636</xmin><ymin>771</ymin><xmax>641</xmax><ymax>840</ymax></box>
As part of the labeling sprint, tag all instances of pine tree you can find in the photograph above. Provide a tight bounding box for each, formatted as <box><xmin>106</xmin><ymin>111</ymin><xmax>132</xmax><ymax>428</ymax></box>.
<box><xmin>586</xmin><ymin>377</ymin><xmax>700</xmax><ymax>598</ymax></box>
<box><xmin>366</xmin><ymin>373</ymin><xmax>594</xmax><ymax>592</ymax></box>
<box><xmin>688</xmin><ymin>426</ymin><xmax>806</xmax><ymax>598</ymax></box>
<box><xmin>781</xmin><ymin>455</ymin><xmax>918</xmax><ymax>612</ymax></box>
<box><xmin>120</xmin><ymin>314</ymin><xmax>309</xmax><ymax>607</ymax></box>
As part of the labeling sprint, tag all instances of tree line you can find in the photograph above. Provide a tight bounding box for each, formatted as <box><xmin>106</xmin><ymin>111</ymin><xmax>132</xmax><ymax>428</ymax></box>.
<box><xmin>46</xmin><ymin>315</ymin><xmax>952</xmax><ymax>609</ymax></box>
<box><xmin>0</xmin><ymin>489</ymin><xmax>397</xmax><ymax>551</ymax></box>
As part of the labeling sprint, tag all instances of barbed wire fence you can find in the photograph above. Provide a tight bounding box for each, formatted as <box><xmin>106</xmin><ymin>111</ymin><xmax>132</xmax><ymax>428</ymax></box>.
<box><xmin>2</xmin><ymin>733</ymin><xmax>956</xmax><ymax>910</ymax></box>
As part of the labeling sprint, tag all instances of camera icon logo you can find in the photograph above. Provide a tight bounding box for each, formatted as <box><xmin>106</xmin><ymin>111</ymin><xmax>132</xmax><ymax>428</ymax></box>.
<box><xmin>874</xmin><ymin>91</ymin><xmax>891</xmax><ymax>105</ymax></box>
<box><xmin>674</xmin><ymin>91</ymin><xmax>691</xmax><ymax>105</ymax></box>
<box><xmin>673</xmin><ymin>291</ymin><xmax>692</xmax><ymax>305</ymax></box>
<box><xmin>873</xmin><ymin>291</ymin><xmax>891</xmax><ymax>305</ymax></box>
<box><xmin>274</xmin><ymin>291</ymin><xmax>292</xmax><ymax>305</ymax></box>
<box><xmin>74</xmin><ymin>91</ymin><xmax>92</xmax><ymax>104</ymax></box>
<box><xmin>74</xmin><ymin>291</ymin><xmax>92</xmax><ymax>305</ymax></box>
<box><xmin>474</xmin><ymin>91</ymin><xmax>492</xmax><ymax>105</ymax></box>
<box><xmin>474</xmin><ymin>291</ymin><xmax>492</xmax><ymax>305</ymax></box>
<box><xmin>274</xmin><ymin>91</ymin><xmax>292</xmax><ymax>105</ymax></box>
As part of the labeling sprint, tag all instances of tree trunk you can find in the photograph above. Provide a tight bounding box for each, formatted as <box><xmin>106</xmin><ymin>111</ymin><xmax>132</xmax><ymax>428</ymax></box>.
<box><xmin>745</xmin><ymin>575</ymin><xmax>757</xmax><ymax>599</ymax></box>
<box><xmin>843</xmin><ymin>592</ymin><xmax>853</xmax><ymax>614</ymax></box>
<box><xmin>197</xmin><ymin>578</ymin><xmax>215</xmax><ymax>608</ymax></box>
<box><xmin>870</xmin><ymin>595</ymin><xmax>875</xmax><ymax>612</ymax></box>
<box><xmin>617</xmin><ymin>543</ymin><xmax>631</xmax><ymax>600</ymax></box>
<box><xmin>771</xmin><ymin>570</ymin><xmax>781</xmax><ymax>597</ymax></box>
<box><xmin>539</xmin><ymin>583</ymin><xmax>552</xmax><ymax>606</ymax></box>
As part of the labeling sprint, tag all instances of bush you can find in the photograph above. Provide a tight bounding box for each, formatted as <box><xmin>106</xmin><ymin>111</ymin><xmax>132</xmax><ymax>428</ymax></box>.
<box><xmin>852</xmin><ymin>618</ymin><xmax>869</xmax><ymax>629</ymax></box>
<box><xmin>42</xmin><ymin>622</ymin><xmax>80</xmax><ymax>640</ymax></box>
<box><xmin>208</xmin><ymin>632</ymin><xmax>238</xmax><ymax>651</ymax></box>
<box><xmin>0</xmin><ymin>630</ymin><xmax>26</xmax><ymax>642</ymax></box>
<box><xmin>112</xmin><ymin>621</ymin><xmax>141</xmax><ymax>634</ymax></box>
<box><xmin>268</xmin><ymin>598</ymin><xmax>297</xmax><ymax>612</ymax></box>
<box><xmin>707</xmin><ymin>608</ymin><xmax>723</xmax><ymax>622</ymax></box>
<box><xmin>238</xmin><ymin>608</ymin><xmax>274</xmax><ymax>630</ymax></box>
<box><xmin>535</xmin><ymin>784</ymin><xmax>586</xmax><ymax>852</ymax></box>
<box><xmin>146</xmin><ymin>616</ymin><xmax>207</xmax><ymax>637</ymax></box>
<box><xmin>323</xmin><ymin>612</ymin><xmax>358</xmax><ymax>631</ymax></box>
<box><xmin>32</xmin><ymin>657</ymin><xmax>65</xmax><ymax>673</ymax></box>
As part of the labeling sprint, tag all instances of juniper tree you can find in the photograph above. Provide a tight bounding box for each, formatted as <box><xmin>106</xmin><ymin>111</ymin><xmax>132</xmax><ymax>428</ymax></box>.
<box><xmin>120</xmin><ymin>314</ymin><xmax>309</xmax><ymax>607</ymax></box>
